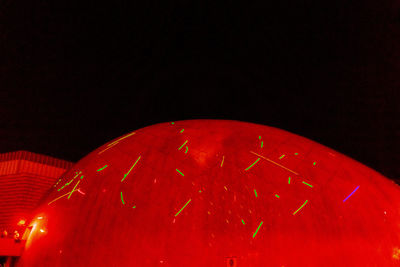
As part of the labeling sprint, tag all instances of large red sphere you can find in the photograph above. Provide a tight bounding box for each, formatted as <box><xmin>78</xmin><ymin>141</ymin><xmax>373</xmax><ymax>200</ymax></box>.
<box><xmin>17</xmin><ymin>120</ymin><xmax>400</xmax><ymax>266</ymax></box>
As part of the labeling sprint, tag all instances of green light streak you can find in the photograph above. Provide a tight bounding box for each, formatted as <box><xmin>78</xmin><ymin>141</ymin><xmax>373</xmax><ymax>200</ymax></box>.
<box><xmin>275</xmin><ymin>194</ymin><xmax>280</xmax><ymax>198</ymax></box>
<box><xmin>121</xmin><ymin>155</ymin><xmax>141</xmax><ymax>182</ymax></box>
<box><xmin>120</xmin><ymin>192</ymin><xmax>125</xmax><ymax>205</ymax></box>
<box><xmin>171</xmin><ymin>122</ymin><xmax>175</xmax><ymax>125</ymax></box>
<box><xmin>245</xmin><ymin>158</ymin><xmax>260</xmax><ymax>171</ymax></box>
<box><xmin>97</xmin><ymin>165</ymin><xmax>108</xmax><ymax>172</ymax></box>
<box><xmin>288</xmin><ymin>177</ymin><xmax>291</xmax><ymax>184</ymax></box>
<box><xmin>132</xmin><ymin>205</ymin><xmax>136</xmax><ymax>208</ymax></box>
<box><xmin>175</xmin><ymin>199</ymin><xmax>191</xmax><ymax>217</ymax></box>
<box><xmin>62</xmin><ymin>171</ymin><xmax>81</xmax><ymax>189</ymax></box>
<box><xmin>220</xmin><ymin>156</ymin><xmax>224</xmax><ymax>167</ymax></box>
<box><xmin>293</xmin><ymin>200</ymin><xmax>308</xmax><ymax>215</ymax></box>
<box><xmin>241</xmin><ymin>219</ymin><xmax>245</xmax><ymax>225</ymax></box>
<box><xmin>302</xmin><ymin>181</ymin><xmax>313</xmax><ymax>188</ymax></box>
<box><xmin>254</xmin><ymin>189</ymin><xmax>258</xmax><ymax>197</ymax></box>
<box><xmin>253</xmin><ymin>221</ymin><xmax>263</xmax><ymax>238</ymax></box>
<box><xmin>80</xmin><ymin>175</ymin><xmax>84</xmax><ymax>179</ymax></box>
<box><xmin>180</xmin><ymin>129</ymin><xmax>184</xmax><ymax>133</ymax></box>
<box><xmin>258</xmin><ymin>136</ymin><xmax>263</xmax><ymax>147</ymax></box>
<box><xmin>185</xmin><ymin>146</ymin><xmax>188</xmax><ymax>154</ymax></box>
<box><xmin>176</xmin><ymin>169</ymin><xmax>184</xmax><ymax>176</ymax></box>
<box><xmin>178</xmin><ymin>140</ymin><xmax>188</xmax><ymax>150</ymax></box>
<box><xmin>68</xmin><ymin>180</ymin><xmax>80</xmax><ymax>199</ymax></box>
<box><xmin>313</xmin><ymin>162</ymin><xmax>316</xmax><ymax>166</ymax></box>
<box><xmin>279</xmin><ymin>154</ymin><xmax>285</xmax><ymax>159</ymax></box>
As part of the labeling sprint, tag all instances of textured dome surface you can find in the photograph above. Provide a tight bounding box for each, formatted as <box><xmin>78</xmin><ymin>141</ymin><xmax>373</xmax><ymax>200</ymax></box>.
<box><xmin>18</xmin><ymin>120</ymin><xmax>400</xmax><ymax>266</ymax></box>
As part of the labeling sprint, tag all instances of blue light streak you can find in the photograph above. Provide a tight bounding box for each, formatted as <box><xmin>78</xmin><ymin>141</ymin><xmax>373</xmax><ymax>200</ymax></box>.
<box><xmin>343</xmin><ymin>185</ymin><xmax>360</xmax><ymax>202</ymax></box>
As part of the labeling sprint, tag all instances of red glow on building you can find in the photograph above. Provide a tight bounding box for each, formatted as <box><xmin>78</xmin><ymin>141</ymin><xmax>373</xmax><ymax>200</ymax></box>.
<box><xmin>7</xmin><ymin>121</ymin><xmax>400</xmax><ymax>266</ymax></box>
<box><xmin>0</xmin><ymin>151</ymin><xmax>72</xmax><ymax>263</ymax></box>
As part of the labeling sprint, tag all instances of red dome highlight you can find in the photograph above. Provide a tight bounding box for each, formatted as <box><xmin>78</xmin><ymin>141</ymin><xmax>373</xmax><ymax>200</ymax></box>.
<box><xmin>17</xmin><ymin>120</ymin><xmax>400</xmax><ymax>266</ymax></box>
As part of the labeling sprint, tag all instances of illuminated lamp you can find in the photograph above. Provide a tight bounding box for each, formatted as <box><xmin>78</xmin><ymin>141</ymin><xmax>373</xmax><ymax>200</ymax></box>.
<box><xmin>17</xmin><ymin>120</ymin><xmax>400</xmax><ymax>266</ymax></box>
<box><xmin>1</xmin><ymin>230</ymin><xmax>8</xmax><ymax>238</ymax></box>
<box><xmin>14</xmin><ymin>231</ymin><xmax>20</xmax><ymax>241</ymax></box>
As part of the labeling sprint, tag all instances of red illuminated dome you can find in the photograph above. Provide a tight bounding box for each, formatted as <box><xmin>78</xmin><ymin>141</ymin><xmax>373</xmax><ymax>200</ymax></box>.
<box><xmin>17</xmin><ymin>120</ymin><xmax>400</xmax><ymax>266</ymax></box>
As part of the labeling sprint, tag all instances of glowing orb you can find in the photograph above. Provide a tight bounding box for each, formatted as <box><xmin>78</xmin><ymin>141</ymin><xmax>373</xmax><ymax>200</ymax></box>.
<box><xmin>17</xmin><ymin>120</ymin><xmax>400</xmax><ymax>266</ymax></box>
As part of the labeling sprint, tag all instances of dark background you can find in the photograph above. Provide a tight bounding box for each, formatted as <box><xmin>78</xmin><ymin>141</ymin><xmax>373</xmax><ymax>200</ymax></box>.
<box><xmin>1</xmin><ymin>1</ymin><xmax>399</xmax><ymax>181</ymax></box>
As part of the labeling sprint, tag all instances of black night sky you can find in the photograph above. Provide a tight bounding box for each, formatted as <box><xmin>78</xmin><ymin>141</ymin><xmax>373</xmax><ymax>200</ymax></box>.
<box><xmin>1</xmin><ymin>1</ymin><xmax>399</xmax><ymax>181</ymax></box>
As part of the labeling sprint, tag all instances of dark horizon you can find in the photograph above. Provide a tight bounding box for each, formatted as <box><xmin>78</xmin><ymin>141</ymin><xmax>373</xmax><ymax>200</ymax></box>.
<box><xmin>1</xmin><ymin>0</ymin><xmax>399</xmax><ymax>181</ymax></box>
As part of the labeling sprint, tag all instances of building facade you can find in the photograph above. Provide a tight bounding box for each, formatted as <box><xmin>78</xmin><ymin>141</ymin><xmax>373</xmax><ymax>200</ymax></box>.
<box><xmin>0</xmin><ymin>151</ymin><xmax>73</xmax><ymax>265</ymax></box>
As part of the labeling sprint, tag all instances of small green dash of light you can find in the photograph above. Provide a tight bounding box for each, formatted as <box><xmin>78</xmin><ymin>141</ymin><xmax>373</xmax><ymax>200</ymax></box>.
<box><xmin>279</xmin><ymin>154</ymin><xmax>285</xmax><ymax>159</ymax></box>
<box><xmin>199</xmin><ymin>190</ymin><xmax>202</xmax><ymax>193</ymax></box>
<box><xmin>260</xmin><ymin>141</ymin><xmax>263</xmax><ymax>148</ymax></box>
<box><xmin>66</xmin><ymin>177</ymin><xmax>75</xmax><ymax>186</ymax></box>
<box><xmin>120</xmin><ymin>192</ymin><xmax>125</xmax><ymax>205</ymax></box>
<box><xmin>242</xmin><ymin>219</ymin><xmax>245</xmax><ymax>225</ymax></box>
<box><xmin>178</xmin><ymin>140</ymin><xmax>188</xmax><ymax>150</ymax></box>
<box><xmin>176</xmin><ymin>169</ymin><xmax>184</xmax><ymax>176</ymax></box>
<box><xmin>275</xmin><ymin>194</ymin><xmax>280</xmax><ymax>198</ymax></box>
<box><xmin>185</xmin><ymin>146</ymin><xmax>188</xmax><ymax>154</ymax></box>
<box><xmin>313</xmin><ymin>162</ymin><xmax>316</xmax><ymax>166</ymax></box>
<box><xmin>132</xmin><ymin>205</ymin><xmax>136</xmax><ymax>209</ymax></box>
<box><xmin>254</xmin><ymin>189</ymin><xmax>258</xmax><ymax>198</ymax></box>
<box><xmin>67</xmin><ymin>180</ymin><xmax>80</xmax><ymax>199</ymax></box>
<box><xmin>97</xmin><ymin>165</ymin><xmax>108</xmax><ymax>172</ymax></box>
<box><xmin>180</xmin><ymin>129</ymin><xmax>184</xmax><ymax>133</ymax></box>
<box><xmin>175</xmin><ymin>199</ymin><xmax>192</xmax><ymax>217</ymax></box>
<box><xmin>259</xmin><ymin>136</ymin><xmax>261</xmax><ymax>139</ymax></box>
<box><xmin>288</xmin><ymin>177</ymin><xmax>291</xmax><ymax>184</ymax></box>
<box><xmin>253</xmin><ymin>221</ymin><xmax>263</xmax><ymax>238</ymax></box>
<box><xmin>294</xmin><ymin>152</ymin><xmax>299</xmax><ymax>155</ymax></box>
<box><xmin>293</xmin><ymin>200</ymin><xmax>308</xmax><ymax>215</ymax></box>
<box><xmin>121</xmin><ymin>155</ymin><xmax>142</xmax><ymax>182</ymax></box>
<box><xmin>245</xmin><ymin>158</ymin><xmax>260</xmax><ymax>171</ymax></box>
<box><xmin>171</xmin><ymin>122</ymin><xmax>175</xmax><ymax>125</ymax></box>
<box><xmin>302</xmin><ymin>181</ymin><xmax>313</xmax><ymax>188</ymax></box>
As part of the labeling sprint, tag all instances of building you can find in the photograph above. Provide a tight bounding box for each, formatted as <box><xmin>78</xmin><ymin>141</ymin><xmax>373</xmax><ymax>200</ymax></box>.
<box><xmin>14</xmin><ymin>120</ymin><xmax>400</xmax><ymax>266</ymax></box>
<box><xmin>0</xmin><ymin>151</ymin><xmax>73</xmax><ymax>266</ymax></box>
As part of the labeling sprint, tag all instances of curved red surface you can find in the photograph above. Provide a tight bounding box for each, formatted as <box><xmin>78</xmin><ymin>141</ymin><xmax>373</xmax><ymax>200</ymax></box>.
<box><xmin>17</xmin><ymin>120</ymin><xmax>400</xmax><ymax>266</ymax></box>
